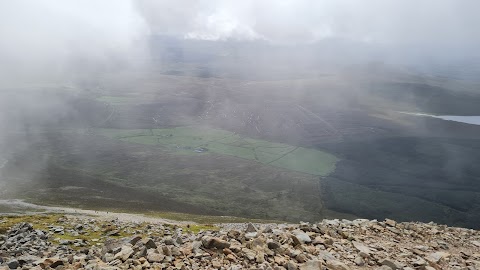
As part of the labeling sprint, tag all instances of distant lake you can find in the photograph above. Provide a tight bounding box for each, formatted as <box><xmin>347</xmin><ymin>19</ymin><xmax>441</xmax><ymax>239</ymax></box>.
<box><xmin>399</xmin><ymin>112</ymin><xmax>480</xmax><ymax>126</ymax></box>
<box><xmin>433</xmin><ymin>115</ymin><xmax>480</xmax><ymax>126</ymax></box>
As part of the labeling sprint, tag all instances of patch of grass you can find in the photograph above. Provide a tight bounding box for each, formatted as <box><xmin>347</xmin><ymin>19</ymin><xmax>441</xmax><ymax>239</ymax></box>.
<box><xmin>51</xmin><ymin>229</ymin><xmax>108</xmax><ymax>245</ymax></box>
<box><xmin>254</xmin><ymin>150</ymin><xmax>279</xmax><ymax>163</ymax></box>
<box><xmin>0</xmin><ymin>214</ymin><xmax>154</xmax><ymax>249</ymax></box>
<box><xmin>270</xmin><ymin>147</ymin><xmax>338</xmax><ymax>176</ymax></box>
<box><xmin>216</xmin><ymin>134</ymin><xmax>244</xmax><ymax>144</ymax></box>
<box><xmin>96</xmin><ymin>128</ymin><xmax>152</xmax><ymax>139</ymax></box>
<box><xmin>8</xmin><ymin>130</ymin><xmax>327</xmax><ymax>223</ymax></box>
<box><xmin>207</xmin><ymin>142</ymin><xmax>256</xmax><ymax>160</ymax></box>
<box><xmin>154</xmin><ymin>127</ymin><xmax>233</xmax><ymax>140</ymax></box>
<box><xmin>146</xmin><ymin>211</ymin><xmax>282</xmax><ymax>224</ymax></box>
<box><xmin>241</xmin><ymin>138</ymin><xmax>295</xmax><ymax>155</ymax></box>
<box><xmin>94</xmin><ymin>126</ymin><xmax>338</xmax><ymax>176</ymax></box>
<box><xmin>321</xmin><ymin>177</ymin><xmax>467</xmax><ymax>226</ymax></box>
<box><xmin>121</xmin><ymin>136</ymin><xmax>159</xmax><ymax>145</ymax></box>
<box><xmin>0</xmin><ymin>214</ymin><xmax>64</xmax><ymax>234</ymax></box>
<box><xmin>182</xmin><ymin>224</ymin><xmax>219</xmax><ymax>233</ymax></box>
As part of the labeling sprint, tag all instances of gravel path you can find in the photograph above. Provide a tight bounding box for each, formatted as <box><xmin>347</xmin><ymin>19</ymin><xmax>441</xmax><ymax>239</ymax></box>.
<box><xmin>0</xmin><ymin>199</ymin><xmax>185</xmax><ymax>225</ymax></box>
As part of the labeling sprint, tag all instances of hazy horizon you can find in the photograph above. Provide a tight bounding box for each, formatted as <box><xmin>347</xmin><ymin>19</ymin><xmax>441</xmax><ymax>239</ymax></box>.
<box><xmin>1</xmin><ymin>0</ymin><xmax>480</xmax><ymax>229</ymax></box>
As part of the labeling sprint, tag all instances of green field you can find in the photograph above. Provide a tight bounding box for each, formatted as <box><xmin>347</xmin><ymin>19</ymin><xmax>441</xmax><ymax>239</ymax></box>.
<box><xmin>95</xmin><ymin>126</ymin><xmax>338</xmax><ymax>176</ymax></box>
<box><xmin>270</xmin><ymin>147</ymin><xmax>338</xmax><ymax>176</ymax></box>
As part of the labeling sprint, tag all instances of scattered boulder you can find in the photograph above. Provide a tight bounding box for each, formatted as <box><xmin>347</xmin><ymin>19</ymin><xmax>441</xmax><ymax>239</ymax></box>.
<box><xmin>354</xmin><ymin>256</ymin><xmax>364</xmax><ymax>266</ymax></box>
<box><xmin>425</xmin><ymin>251</ymin><xmax>450</xmax><ymax>264</ymax></box>
<box><xmin>267</xmin><ymin>241</ymin><xmax>281</xmax><ymax>250</ymax></box>
<box><xmin>142</xmin><ymin>238</ymin><xmax>157</xmax><ymax>249</ymax></box>
<box><xmin>326</xmin><ymin>260</ymin><xmax>350</xmax><ymax>270</ymax></box>
<box><xmin>203</xmin><ymin>237</ymin><xmax>231</xmax><ymax>249</ymax></box>
<box><xmin>292</xmin><ymin>231</ymin><xmax>311</xmax><ymax>245</ymax></box>
<box><xmin>114</xmin><ymin>246</ymin><xmax>134</xmax><ymax>261</ymax></box>
<box><xmin>472</xmin><ymin>241</ymin><xmax>480</xmax><ymax>247</ymax></box>
<box><xmin>1</xmin><ymin>216</ymin><xmax>479</xmax><ymax>270</ymax></box>
<box><xmin>299</xmin><ymin>260</ymin><xmax>322</xmax><ymax>270</ymax></box>
<box><xmin>352</xmin><ymin>240</ymin><xmax>373</xmax><ymax>256</ymax></box>
<box><xmin>6</xmin><ymin>259</ymin><xmax>19</xmax><ymax>269</ymax></box>
<box><xmin>380</xmin><ymin>258</ymin><xmax>402</xmax><ymax>270</ymax></box>
<box><xmin>245</xmin><ymin>223</ymin><xmax>258</xmax><ymax>233</ymax></box>
<box><xmin>146</xmin><ymin>252</ymin><xmax>164</xmax><ymax>263</ymax></box>
<box><xmin>385</xmin><ymin>219</ymin><xmax>397</xmax><ymax>227</ymax></box>
<box><xmin>41</xmin><ymin>258</ymin><xmax>64</xmax><ymax>268</ymax></box>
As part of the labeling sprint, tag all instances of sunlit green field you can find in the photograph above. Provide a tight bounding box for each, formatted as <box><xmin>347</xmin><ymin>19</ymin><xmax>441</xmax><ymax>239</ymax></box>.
<box><xmin>95</xmin><ymin>126</ymin><xmax>338</xmax><ymax>176</ymax></box>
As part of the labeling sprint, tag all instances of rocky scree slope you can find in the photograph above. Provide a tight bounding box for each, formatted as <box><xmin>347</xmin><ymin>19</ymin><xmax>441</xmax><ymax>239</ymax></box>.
<box><xmin>1</xmin><ymin>215</ymin><xmax>480</xmax><ymax>269</ymax></box>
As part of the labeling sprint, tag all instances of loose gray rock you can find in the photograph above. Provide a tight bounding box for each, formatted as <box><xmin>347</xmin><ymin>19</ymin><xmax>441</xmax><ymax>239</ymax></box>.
<box><xmin>1</xmin><ymin>215</ymin><xmax>479</xmax><ymax>270</ymax></box>
<box><xmin>354</xmin><ymin>256</ymin><xmax>364</xmax><ymax>266</ymax></box>
<box><xmin>202</xmin><ymin>237</ymin><xmax>230</xmax><ymax>249</ymax></box>
<box><xmin>299</xmin><ymin>260</ymin><xmax>322</xmax><ymax>270</ymax></box>
<box><xmin>425</xmin><ymin>251</ymin><xmax>450</xmax><ymax>264</ymax></box>
<box><xmin>146</xmin><ymin>252</ymin><xmax>164</xmax><ymax>263</ymax></box>
<box><xmin>245</xmin><ymin>223</ymin><xmax>258</xmax><ymax>233</ymax></box>
<box><xmin>7</xmin><ymin>259</ymin><xmax>19</xmax><ymax>269</ymax></box>
<box><xmin>380</xmin><ymin>258</ymin><xmax>401</xmax><ymax>270</ymax></box>
<box><xmin>114</xmin><ymin>246</ymin><xmax>134</xmax><ymax>261</ymax></box>
<box><xmin>326</xmin><ymin>260</ymin><xmax>350</xmax><ymax>270</ymax></box>
<box><xmin>352</xmin><ymin>240</ymin><xmax>373</xmax><ymax>255</ymax></box>
<box><xmin>292</xmin><ymin>231</ymin><xmax>311</xmax><ymax>245</ymax></box>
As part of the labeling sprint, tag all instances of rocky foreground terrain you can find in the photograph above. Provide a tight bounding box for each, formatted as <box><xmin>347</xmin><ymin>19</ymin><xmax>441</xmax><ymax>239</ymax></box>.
<box><xmin>1</xmin><ymin>214</ymin><xmax>480</xmax><ymax>270</ymax></box>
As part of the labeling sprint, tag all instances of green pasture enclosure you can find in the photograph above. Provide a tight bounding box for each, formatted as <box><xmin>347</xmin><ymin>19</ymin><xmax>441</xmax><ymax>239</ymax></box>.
<box><xmin>96</xmin><ymin>128</ymin><xmax>152</xmax><ymax>139</ymax></box>
<box><xmin>95</xmin><ymin>126</ymin><xmax>338</xmax><ymax>176</ymax></box>
<box><xmin>270</xmin><ymin>147</ymin><xmax>338</xmax><ymax>175</ymax></box>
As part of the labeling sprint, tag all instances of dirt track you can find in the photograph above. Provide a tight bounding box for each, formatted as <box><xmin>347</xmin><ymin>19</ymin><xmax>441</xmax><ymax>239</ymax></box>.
<box><xmin>0</xmin><ymin>199</ymin><xmax>185</xmax><ymax>225</ymax></box>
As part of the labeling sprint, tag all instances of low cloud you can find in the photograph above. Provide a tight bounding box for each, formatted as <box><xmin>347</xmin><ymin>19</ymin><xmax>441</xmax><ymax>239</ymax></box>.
<box><xmin>1</xmin><ymin>0</ymin><xmax>478</xmax><ymax>83</ymax></box>
<box><xmin>136</xmin><ymin>0</ymin><xmax>480</xmax><ymax>49</ymax></box>
<box><xmin>0</xmin><ymin>0</ymin><xmax>148</xmax><ymax>83</ymax></box>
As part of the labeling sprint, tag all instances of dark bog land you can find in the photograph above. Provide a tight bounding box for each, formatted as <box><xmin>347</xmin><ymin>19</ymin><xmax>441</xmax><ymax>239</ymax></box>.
<box><xmin>2</xmin><ymin>71</ymin><xmax>480</xmax><ymax>228</ymax></box>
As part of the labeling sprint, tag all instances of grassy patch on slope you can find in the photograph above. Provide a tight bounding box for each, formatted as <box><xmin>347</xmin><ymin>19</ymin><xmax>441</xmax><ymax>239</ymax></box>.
<box><xmin>270</xmin><ymin>147</ymin><xmax>338</xmax><ymax>175</ymax></box>
<box><xmin>95</xmin><ymin>126</ymin><xmax>338</xmax><ymax>176</ymax></box>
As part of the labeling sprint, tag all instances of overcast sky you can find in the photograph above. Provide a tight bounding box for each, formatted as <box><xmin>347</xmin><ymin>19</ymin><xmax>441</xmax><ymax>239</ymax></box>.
<box><xmin>136</xmin><ymin>0</ymin><xmax>480</xmax><ymax>47</ymax></box>
<box><xmin>0</xmin><ymin>0</ymin><xmax>479</xmax><ymax>82</ymax></box>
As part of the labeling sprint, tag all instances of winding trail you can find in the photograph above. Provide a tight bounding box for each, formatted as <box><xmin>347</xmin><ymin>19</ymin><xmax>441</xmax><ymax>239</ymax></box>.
<box><xmin>296</xmin><ymin>104</ymin><xmax>341</xmax><ymax>136</ymax></box>
<box><xmin>98</xmin><ymin>102</ymin><xmax>116</xmax><ymax>126</ymax></box>
<box><xmin>0</xmin><ymin>199</ymin><xmax>185</xmax><ymax>225</ymax></box>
